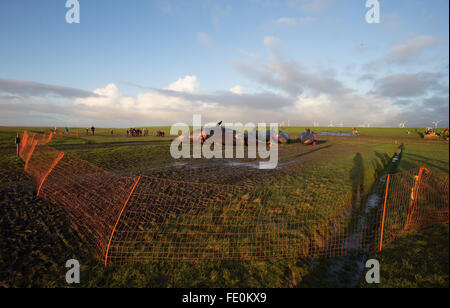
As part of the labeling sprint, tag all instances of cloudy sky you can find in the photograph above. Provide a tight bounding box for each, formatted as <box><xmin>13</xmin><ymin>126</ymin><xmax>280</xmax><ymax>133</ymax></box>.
<box><xmin>0</xmin><ymin>0</ymin><xmax>448</xmax><ymax>128</ymax></box>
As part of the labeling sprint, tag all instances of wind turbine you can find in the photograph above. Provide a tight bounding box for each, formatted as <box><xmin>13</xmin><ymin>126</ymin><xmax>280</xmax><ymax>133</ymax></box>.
<box><xmin>431</xmin><ymin>120</ymin><xmax>442</xmax><ymax>129</ymax></box>
<box><xmin>398</xmin><ymin>121</ymin><xmax>407</xmax><ymax>128</ymax></box>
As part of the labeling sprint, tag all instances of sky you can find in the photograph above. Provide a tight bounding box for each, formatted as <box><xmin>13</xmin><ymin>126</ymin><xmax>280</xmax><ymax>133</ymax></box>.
<box><xmin>0</xmin><ymin>0</ymin><xmax>448</xmax><ymax>128</ymax></box>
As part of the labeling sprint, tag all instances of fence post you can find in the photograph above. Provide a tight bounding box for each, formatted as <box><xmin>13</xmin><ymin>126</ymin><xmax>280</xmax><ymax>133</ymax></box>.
<box><xmin>379</xmin><ymin>174</ymin><xmax>390</xmax><ymax>252</ymax></box>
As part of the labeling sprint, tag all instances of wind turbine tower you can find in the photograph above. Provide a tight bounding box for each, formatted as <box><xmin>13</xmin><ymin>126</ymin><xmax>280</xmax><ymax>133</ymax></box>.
<box><xmin>399</xmin><ymin>121</ymin><xmax>407</xmax><ymax>128</ymax></box>
<box><xmin>431</xmin><ymin>120</ymin><xmax>442</xmax><ymax>129</ymax></box>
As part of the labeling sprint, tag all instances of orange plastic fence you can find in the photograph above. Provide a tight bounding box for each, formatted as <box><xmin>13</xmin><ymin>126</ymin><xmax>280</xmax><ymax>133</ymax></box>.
<box><xmin>18</xmin><ymin>131</ymin><xmax>449</xmax><ymax>267</ymax></box>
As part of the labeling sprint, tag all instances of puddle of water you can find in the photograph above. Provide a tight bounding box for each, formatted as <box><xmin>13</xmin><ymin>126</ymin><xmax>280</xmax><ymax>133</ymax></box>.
<box><xmin>318</xmin><ymin>132</ymin><xmax>359</xmax><ymax>137</ymax></box>
<box><xmin>365</xmin><ymin>194</ymin><xmax>381</xmax><ymax>214</ymax></box>
<box><xmin>222</xmin><ymin>161</ymin><xmax>261</xmax><ymax>169</ymax></box>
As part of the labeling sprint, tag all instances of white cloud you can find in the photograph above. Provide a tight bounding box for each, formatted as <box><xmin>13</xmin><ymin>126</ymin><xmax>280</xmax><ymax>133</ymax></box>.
<box><xmin>65</xmin><ymin>77</ymin><xmax>295</xmax><ymax>125</ymax></box>
<box><xmin>230</xmin><ymin>85</ymin><xmax>243</xmax><ymax>95</ymax></box>
<box><xmin>166</xmin><ymin>75</ymin><xmax>199</xmax><ymax>93</ymax></box>
<box><xmin>74</xmin><ymin>83</ymin><xmax>134</xmax><ymax>109</ymax></box>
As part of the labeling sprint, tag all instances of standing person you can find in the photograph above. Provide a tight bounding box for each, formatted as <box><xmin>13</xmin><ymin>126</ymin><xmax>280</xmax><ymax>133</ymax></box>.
<box><xmin>15</xmin><ymin>133</ymin><xmax>21</xmax><ymax>157</ymax></box>
<box><xmin>65</xmin><ymin>127</ymin><xmax>69</xmax><ymax>135</ymax></box>
<box><xmin>110</xmin><ymin>129</ymin><xmax>114</xmax><ymax>136</ymax></box>
<box><xmin>86</xmin><ymin>128</ymin><xmax>89</xmax><ymax>136</ymax></box>
<box><xmin>91</xmin><ymin>126</ymin><xmax>95</xmax><ymax>136</ymax></box>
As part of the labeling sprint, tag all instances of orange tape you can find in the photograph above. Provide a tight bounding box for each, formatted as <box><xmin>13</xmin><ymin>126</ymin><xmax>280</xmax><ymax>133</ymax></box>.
<box><xmin>24</xmin><ymin>139</ymin><xmax>38</xmax><ymax>172</ymax></box>
<box><xmin>379</xmin><ymin>174</ymin><xmax>390</xmax><ymax>251</ymax></box>
<box><xmin>406</xmin><ymin>167</ymin><xmax>431</xmax><ymax>229</ymax></box>
<box><xmin>37</xmin><ymin>152</ymin><xmax>65</xmax><ymax>197</ymax></box>
<box><xmin>104</xmin><ymin>176</ymin><xmax>141</xmax><ymax>268</ymax></box>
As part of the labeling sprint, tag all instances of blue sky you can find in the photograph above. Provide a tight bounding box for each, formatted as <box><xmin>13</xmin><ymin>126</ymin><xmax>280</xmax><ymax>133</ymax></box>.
<box><xmin>0</xmin><ymin>0</ymin><xmax>448</xmax><ymax>127</ymax></box>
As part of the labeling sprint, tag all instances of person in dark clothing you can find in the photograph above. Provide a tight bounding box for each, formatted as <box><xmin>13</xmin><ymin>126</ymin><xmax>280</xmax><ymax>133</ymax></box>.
<box><xmin>15</xmin><ymin>133</ymin><xmax>21</xmax><ymax>157</ymax></box>
<box><xmin>91</xmin><ymin>126</ymin><xmax>95</xmax><ymax>136</ymax></box>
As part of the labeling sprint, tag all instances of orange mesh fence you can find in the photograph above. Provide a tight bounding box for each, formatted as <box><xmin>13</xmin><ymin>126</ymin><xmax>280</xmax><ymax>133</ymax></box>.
<box><xmin>17</xmin><ymin>131</ymin><xmax>449</xmax><ymax>266</ymax></box>
<box><xmin>379</xmin><ymin>168</ymin><xmax>449</xmax><ymax>249</ymax></box>
<box><xmin>105</xmin><ymin>179</ymin><xmax>358</xmax><ymax>264</ymax></box>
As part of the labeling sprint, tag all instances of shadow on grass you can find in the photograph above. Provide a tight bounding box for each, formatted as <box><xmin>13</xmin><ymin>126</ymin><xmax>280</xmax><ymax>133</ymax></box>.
<box><xmin>293</xmin><ymin>144</ymin><xmax>333</xmax><ymax>159</ymax></box>
<box><xmin>400</xmin><ymin>152</ymin><xmax>449</xmax><ymax>173</ymax></box>
<box><xmin>350</xmin><ymin>153</ymin><xmax>364</xmax><ymax>209</ymax></box>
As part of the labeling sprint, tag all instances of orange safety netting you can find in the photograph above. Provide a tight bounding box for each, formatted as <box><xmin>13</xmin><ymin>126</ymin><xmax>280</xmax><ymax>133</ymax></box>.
<box><xmin>18</xmin><ymin>131</ymin><xmax>449</xmax><ymax>267</ymax></box>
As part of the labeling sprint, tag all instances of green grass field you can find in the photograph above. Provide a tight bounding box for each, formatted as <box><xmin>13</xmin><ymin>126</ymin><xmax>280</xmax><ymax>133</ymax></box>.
<box><xmin>0</xmin><ymin>126</ymin><xmax>448</xmax><ymax>287</ymax></box>
<box><xmin>359</xmin><ymin>224</ymin><xmax>449</xmax><ymax>288</ymax></box>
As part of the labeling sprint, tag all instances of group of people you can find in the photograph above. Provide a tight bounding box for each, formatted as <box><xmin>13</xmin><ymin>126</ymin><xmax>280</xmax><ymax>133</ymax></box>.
<box><xmin>53</xmin><ymin>126</ymin><xmax>170</xmax><ymax>138</ymax></box>
<box><xmin>85</xmin><ymin>126</ymin><xmax>95</xmax><ymax>136</ymax></box>
<box><xmin>127</xmin><ymin>128</ymin><xmax>148</xmax><ymax>137</ymax></box>
<box><xmin>54</xmin><ymin>127</ymin><xmax>73</xmax><ymax>135</ymax></box>
<box><xmin>155</xmin><ymin>130</ymin><xmax>165</xmax><ymax>137</ymax></box>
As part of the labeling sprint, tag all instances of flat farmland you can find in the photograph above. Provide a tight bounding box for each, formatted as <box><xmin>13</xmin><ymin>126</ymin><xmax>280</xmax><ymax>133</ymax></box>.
<box><xmin>0</xmin><ymin>126</ymin><xmax>448</xmax><ymax>287</ymax></box>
